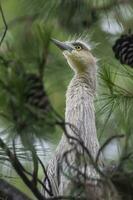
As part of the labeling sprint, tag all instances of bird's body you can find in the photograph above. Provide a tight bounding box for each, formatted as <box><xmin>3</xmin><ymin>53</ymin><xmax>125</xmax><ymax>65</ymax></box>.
<box><xmin>45</xmin><ymin>38</ymin><xmax>103</xmax><ymax>196</ymax></box>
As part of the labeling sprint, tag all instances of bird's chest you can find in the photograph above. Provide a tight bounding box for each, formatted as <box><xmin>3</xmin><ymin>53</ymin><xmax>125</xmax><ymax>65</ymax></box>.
<box><xmin>65</xmin><ymin>83</ymin><xmax>93</xmax><ymax>123</ymax></box>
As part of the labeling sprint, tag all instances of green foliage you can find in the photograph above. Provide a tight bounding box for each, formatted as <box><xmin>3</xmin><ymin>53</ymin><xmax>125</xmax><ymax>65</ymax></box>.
<box><xmin>0</xmin><ymin>0</ymin><xmax>133</xmax><ymax>199</ymax></box>
<box><xmin>0</xmin><ymin>25</ymin><xmax>58</xmax><ymax>139</ymax></box>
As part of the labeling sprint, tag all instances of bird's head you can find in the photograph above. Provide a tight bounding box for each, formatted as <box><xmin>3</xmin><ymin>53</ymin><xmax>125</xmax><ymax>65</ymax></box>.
<box><xmin>51</xmin><ymin>38</ymin><xmax>97</xmax><ymax>73</ymax></box>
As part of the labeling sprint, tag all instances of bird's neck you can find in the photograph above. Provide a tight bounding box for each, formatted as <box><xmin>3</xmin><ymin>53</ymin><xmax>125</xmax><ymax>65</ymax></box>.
<box><xmin>67</xmin><ymin>68</ymin><xmax>97</xmax><ymax>98</ymax></box>
<box><xmin>65</xmin><ymin>69</ymin><xmax>100</xmax><ymax>159</ymax></box>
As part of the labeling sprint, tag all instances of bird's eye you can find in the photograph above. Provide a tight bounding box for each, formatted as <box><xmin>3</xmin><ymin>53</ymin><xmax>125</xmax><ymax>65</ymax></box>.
<box><xmin>75</xmin><ymin>45</ymin><xmax>82</xmax><ymax>51</ymax></box>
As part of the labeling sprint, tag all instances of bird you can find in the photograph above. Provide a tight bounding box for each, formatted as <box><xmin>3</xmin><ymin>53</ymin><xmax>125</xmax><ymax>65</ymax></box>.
<box><xmin>45</xmin><ymin>37</ymin><xmax>104</xmax><ymax>197</ymax></box>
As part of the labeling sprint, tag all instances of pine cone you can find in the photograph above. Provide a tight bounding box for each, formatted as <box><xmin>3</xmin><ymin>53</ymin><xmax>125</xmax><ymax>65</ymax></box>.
<box><xmin>112</xmin><ymin>33</ymin><xmax>133</xmax><ymax>68</ymax></box>
<box><xmin>25</xmin><ymin>74</ymin><xmax>50</xmax><ymax>112</ymax></box>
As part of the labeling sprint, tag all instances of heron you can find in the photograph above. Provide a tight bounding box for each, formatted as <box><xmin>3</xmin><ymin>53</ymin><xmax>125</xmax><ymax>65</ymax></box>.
<box><xmin>45</xmin><ymin>38</ymin><xmax>104</xmax><ymax>196</ymax></box>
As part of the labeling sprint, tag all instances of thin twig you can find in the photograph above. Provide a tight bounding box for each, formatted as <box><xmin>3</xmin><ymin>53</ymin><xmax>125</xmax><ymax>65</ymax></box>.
<box><xmin>31</xmin><ymin>150</ymin><xmax>38</xmax><ymax>187</ymax></box>
<box><xmin>12</xmin><ymin>138</ymin><xmax>52</xmax><ymax>196</ymax></box>
<box><xmin>38</xmin><ymin>156</ymin><xmax>53</xmax><ymax>196</ymax></box>
<box><xmin>0</xmin><ymin>137</ymin><xmax>45</xmax><ymax>200</ymax></box>
<box><xmin>61</xmin><ymin>147</ymin><xmax>89</xmax><ymax>181</ymax></box>
<box><xmin>0</xmin><ymin>3</ymin><xmax>8</xmax><ymax>46</ymax></box>
<box><xmin>58</xmin><ymin>122</ymin><xmax>105</xmax><ymax>177</ymax></box>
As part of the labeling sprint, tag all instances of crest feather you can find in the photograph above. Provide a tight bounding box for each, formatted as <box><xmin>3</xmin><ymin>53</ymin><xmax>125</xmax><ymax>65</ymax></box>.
<box><xmin>66</xmin><ymin>33</ymin><xmax>97</xmax><ymax>50</ymax></box>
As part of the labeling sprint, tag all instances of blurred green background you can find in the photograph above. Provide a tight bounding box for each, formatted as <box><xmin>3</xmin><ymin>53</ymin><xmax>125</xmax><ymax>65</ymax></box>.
<box><xmin>0</xmin><ymin>0</ymin><xmax>133</xmax><ymax>199</ymax></box>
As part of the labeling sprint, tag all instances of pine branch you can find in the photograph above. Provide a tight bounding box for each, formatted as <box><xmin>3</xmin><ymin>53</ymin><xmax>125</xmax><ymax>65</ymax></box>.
<box><xmin>0</xmin><ymin>137</ymin><xmax>46</xmax><ymax>200</ymax></box>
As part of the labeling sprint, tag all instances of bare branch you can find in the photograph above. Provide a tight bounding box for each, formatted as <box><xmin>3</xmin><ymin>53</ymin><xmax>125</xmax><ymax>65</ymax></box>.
<box><xmin>0</xmin><ymin>137</ymin><xmax>45</xmax><ymax>200</ymax></box>
<box><xmin>38</xmin><ymin>157</ymin><xmax>53</xmax><ymax>196</ymax></box>
<box><xmin>0</xmin><ymin>3</ymin><xmax>7</xmax><ymax>46</ymax></box>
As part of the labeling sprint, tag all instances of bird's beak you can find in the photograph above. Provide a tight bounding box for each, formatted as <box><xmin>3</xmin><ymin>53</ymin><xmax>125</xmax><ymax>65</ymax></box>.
<box><xmin>51</xmin><ymin>38</ymin><xmax>74</xmax><ymax>52</ymax></box>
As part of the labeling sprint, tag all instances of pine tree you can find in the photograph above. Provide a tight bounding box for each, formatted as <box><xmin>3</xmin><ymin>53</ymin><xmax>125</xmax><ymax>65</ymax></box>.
<box><xmin>0</xmin><ymin>0</ymin><xmax>133</xmax><ymax>199</ymax></box>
